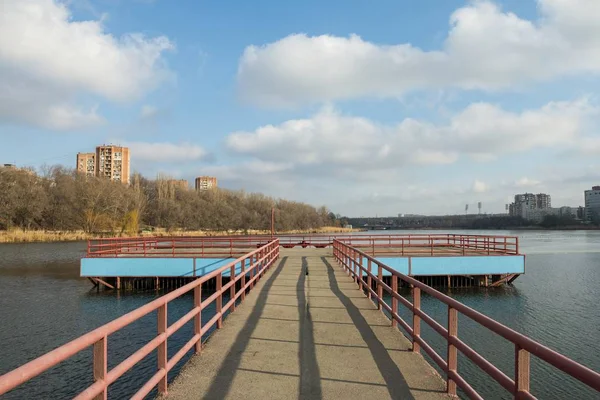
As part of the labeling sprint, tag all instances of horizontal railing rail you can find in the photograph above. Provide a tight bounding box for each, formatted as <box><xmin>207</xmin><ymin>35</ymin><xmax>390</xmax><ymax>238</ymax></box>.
<box><xmin>333</xmin><ymin>239</ymin><xmax>599</xmax><ymax>399</ymax></box>
<box><xmin>0</xmin><ymin>240</ymin><xmax>280</xmax><ymax>399</ymax></box>
<box><xmin>87</xmin><ymin>234</ymin><xmax>519</xmax><ymax>257</ymax></box>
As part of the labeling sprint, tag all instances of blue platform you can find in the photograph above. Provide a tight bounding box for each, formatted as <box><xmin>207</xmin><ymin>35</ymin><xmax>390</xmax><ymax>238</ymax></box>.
<box><xmin>81</xmin><ymin>257</ymin><xmax>241</xmax><ymax>278</ymax></box>
<box><xmin>361</xmin><ymin>255</ymin><xmax>525</xmax><ymax>276</ymax></box>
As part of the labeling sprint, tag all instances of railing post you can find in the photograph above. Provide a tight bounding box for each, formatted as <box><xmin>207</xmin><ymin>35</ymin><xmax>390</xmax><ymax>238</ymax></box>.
<box><xmin>391</xmin><ymin>275</ymin><xmax>398</xmax><ymax>327</ymax></box>
<box><xmin>377</xmin><ymin>265</ymin><xmax>383</xmax><ymax>310</ymax></box>
<box><xmin>447</xmin><ymin>306</ymin><xmax>458</xmax><ymax>396</ymax></box>
<box><xmin>230</xmin><ymin>264</ymin><xmax>236</xmax><ymax>312</ymax></box>
<box><xmin>217</xmin><ymin>273</ymin><xmax>223</xmax><ymax>328</ymax></box>
<box><xmin>93</xmin><ymin>336</ymin><xmax>107</xmax><ymax>400</ymax></box>
<box><xmin>241</xmin><ymin>258</ymin><xmax>246</xmax><ymax>300</ymax></box>
<box><xmin>250</xmin><ymin>255</ymin><xmax>255</xmax><ymax>289</ymax></box>
<box><xmin>158</xmin><ymin>303</ymin><xmax>167</xmax><ymax>394</ymax></box>
<box><xmin>194</xmin><ymin>284</ymin><xmax>202</xmax><ymax>353</ymax></box>
<box><xmin>367</xmin><ymin>259</ymin><xmax>372</xmax><ymax>300</ymax></box>
<box><xmin>358</xmin><ymin>255</ymin><xmax>364</xmax><ymax>291</ymax></box>
<box><xmin>412</xmin><ymin>287</ymin><xmax>421</xmax><ymax>353</ymax></box>
<box><xmin>353</xmin><ymin>251</ymin><xmax>358</xmax><ymax>283</ymax></box>
<box><xmin>515</xmin><ymin>345</ymin><xmax>530</xmax><ymax>399</ymax></box>
<box><xmin>516</xmin><ymin>237</ymin><xmax>519</xmax><ymax>254</ymax></box>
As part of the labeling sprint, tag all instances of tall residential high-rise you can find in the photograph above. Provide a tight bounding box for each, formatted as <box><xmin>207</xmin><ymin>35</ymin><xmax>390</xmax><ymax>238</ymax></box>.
<box><xmin>536</xmin><ymin>193</ymin><xmax>551</xmax><ymax>209</ymax></box>
<box><xmin>510</xmin><ymin>193</ymin><xmax>551</xmax><ymax>217</ymax></box>
<box><xmin>76</xmin><ymin>152</ymin><xmax>95</xmax><ymax>177</ymax></box>
<box><xmin>195</xmin><ymin>176</ymin><xmax>217</xmax><ymax>191</ymax></box>
<box><xmin>584</xmin><ymin>186</ymin><xmax>600</xmax><ymax>221</ymax></box>
<box><xmin>96</xmin><ymin>145</ymin><xmax>130</xmax><ymax>184</ymax></box>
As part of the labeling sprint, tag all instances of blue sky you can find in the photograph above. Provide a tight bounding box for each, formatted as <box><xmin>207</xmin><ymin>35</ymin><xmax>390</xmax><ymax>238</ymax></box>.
<box><xmin>1</xmin><ymin>0</ymin><xmax>600</xmax><ymax>216</ymax></box>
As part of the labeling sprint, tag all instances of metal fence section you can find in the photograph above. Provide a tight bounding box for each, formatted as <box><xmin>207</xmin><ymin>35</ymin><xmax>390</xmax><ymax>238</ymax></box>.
<box><xmin>87</xmin><ymin>233</ymin><xmax>519</xmax><ymax>257</ymax></box>
<box><xmin>0</xmin><ymin>240</ymin><xmax>280</xmax><ymax>399</ymax></box>
<box><xmin>332</xmin><ymin>239</ymin><xmax>600</xmax><ymax>399</ymax></box>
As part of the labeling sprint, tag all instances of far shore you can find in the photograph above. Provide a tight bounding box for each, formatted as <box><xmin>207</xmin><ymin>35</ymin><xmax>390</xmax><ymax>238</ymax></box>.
<box><xmin>0</xmin><ymin>227</ymin><xmax>363</xmax><ymax>244</ymax></box>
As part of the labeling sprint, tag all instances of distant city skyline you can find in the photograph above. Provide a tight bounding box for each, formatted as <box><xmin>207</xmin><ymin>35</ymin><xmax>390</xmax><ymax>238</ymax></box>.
<box><xmin>2</xmin><ymin>0</ymin><xmax>600</xmax><ymax>215</ymax></box>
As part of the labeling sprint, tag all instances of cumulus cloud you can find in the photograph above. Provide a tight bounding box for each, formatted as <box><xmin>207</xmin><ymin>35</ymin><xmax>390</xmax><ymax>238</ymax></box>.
<box><xmin>140</xmin><ymin>105</ymin><xmax>159</xmax><ymax>119</ymax></box>
<box><xmin>514</xmin><ymin>177</ymin><xmax>542</xmax><ymax>188</ymax></box>
<box><xmin>125</xmin><ymin>141</ymin><xmax>209</xmax><ymax>163</ymax></box>
<box><xmin>226</xmin><ymin>99</ymin><xmax>593</xmax><ymax>171</ymax></box>
<box><xmin>237</xmin><ymin>0</ymin><xmax>600</xmax><ymax>106</ymax></box>
<box><xmin>472</xmin><ymin>180</ymin><xmax>489</xmax><ymax>193</ymax></box>
<box><xmin>0</xmin><ymin>0</ymin><xmax>174</xmax><ymax>130</ymax></box>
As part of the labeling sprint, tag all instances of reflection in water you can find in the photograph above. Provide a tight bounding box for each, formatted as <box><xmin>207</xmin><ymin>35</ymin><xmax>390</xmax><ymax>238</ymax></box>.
<box><xmin>0</xmin><ymin>232</ymin><xmax>599</xmax><ymax>399</ymax></box>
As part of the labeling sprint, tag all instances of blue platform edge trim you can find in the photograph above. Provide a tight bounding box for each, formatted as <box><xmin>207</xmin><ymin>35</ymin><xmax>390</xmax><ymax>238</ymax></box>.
<box><xmin>80</xmin><ymin>257</ymin><xmax>240</xmax><ymax>277</ymax></box>
<box><xmin>365</xmin><ymin>255</ymin><xmax>525</xmax><ymax>276</ymax></box>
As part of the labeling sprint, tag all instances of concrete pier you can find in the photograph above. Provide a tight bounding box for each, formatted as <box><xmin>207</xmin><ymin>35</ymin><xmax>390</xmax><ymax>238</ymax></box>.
<box><xmin>166</xmin><ymin>249</ymin><xmax>449</xmax><ymax>400</ymax></box>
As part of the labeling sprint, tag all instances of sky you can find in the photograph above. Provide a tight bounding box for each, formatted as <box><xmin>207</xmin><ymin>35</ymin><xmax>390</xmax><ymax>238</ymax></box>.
<box><xmin>1</xmin><ymin>0</ymin><xmax>600</xmax><ymax>217</ymax></box>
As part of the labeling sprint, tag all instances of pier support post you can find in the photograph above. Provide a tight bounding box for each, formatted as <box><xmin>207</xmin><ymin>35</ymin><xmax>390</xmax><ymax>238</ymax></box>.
<box><xmin>93</xmin><ymin>336</ymin><xmax>107</xmax><ymax>400</ymax></box>
<box><xmin>157</xmin><ymin>304</ymin><xmax>168</xmax><ymax>394</ymax></box>
<box><xmin>412</xmin><ymin>287</ymin><xmax>421</xmax><ymax>353</ymax></box>
<box><xmin>241</xmin><ymin>259</ymin><xmax>246</xmax><ymax>301</ymax></box>
<box><xmin>194</xmin><ymin>284</ymin><xmax>202</xmax><ymax>353</ymax></box>
<box><xmin>377</xmin><ymin>265</ymin><xmax>383</xmax><ymax>310</ymax></box>
<box><xmin>230</xmin><ymin>265</ymin><xmax>236</xmax><ymax>312</ymax></box>
<box><xmin>392</xmin><ymin>275</ymin><xmax>398</xmax><ymax>328</ymax></box>
<box><xmin>515</xmin><ymin>345</ymin><xmax>531</xmax><ymax>398</ymax></box>
<box><xmin>367</xmin><ymin>259</ymin><xmax>372</xmax><ymax>300</ymax></box>
<box><xmin>358</xmin><ymin>255</ymin><xmax>363</xmax><ymax>291</ymax></box>
<box><xmin>447</xmin><ymin>306</ymin><xmax>458</xmax><ymax>396</ymax></box>
<box><xmin>217</xmin><ymin>273</ymin><xmax>223</xmax><ymax>329</ymax></box>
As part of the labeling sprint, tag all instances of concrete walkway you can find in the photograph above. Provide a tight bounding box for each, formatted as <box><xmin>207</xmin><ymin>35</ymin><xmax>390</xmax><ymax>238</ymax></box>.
<box><xmin>167</xmin><ymin>249</ymin><xmax>449</xmax><ymax>400</ymax></box>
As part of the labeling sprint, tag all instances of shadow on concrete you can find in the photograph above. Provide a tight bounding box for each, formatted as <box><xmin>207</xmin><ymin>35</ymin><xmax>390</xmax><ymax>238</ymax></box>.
<box><xmin>320</xmin><ymin>256</ymin><xmax>417</xmax><ymax>400</ymax></box>
<box><xmin>298</xmin><ymin>256</ymin><xmax>323</xmax><ymax>399</ymax></box>
<box><xmin>201</xmin><ymin>256</ymin><xmax>288</xmax><ymax>399</ymax></box>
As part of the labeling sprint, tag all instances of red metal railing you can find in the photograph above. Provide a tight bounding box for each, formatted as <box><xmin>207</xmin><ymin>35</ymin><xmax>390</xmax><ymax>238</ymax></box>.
<box><xmin>87</xmin><ymin>236</ymin><xmax>270</xmax><ymax>258</ymax></box>
<box><xmin>87</xmin><ymin>234</ymin><xmax>519</xmax><ymax>257</ymax></box>
<box><xmin>333</xmin><ymin>240</ymin><xmax>600</xmax><ymax>399</ymax></box>
<box><xmin>0</xmin><ymin>240</ymin><xmax>280</xmax><ymax>399</ymax></box>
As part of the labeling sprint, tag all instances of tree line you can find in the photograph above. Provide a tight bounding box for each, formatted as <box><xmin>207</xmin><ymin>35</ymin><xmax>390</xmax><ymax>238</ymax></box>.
<box><xmin>0</xmin><ymin>166</ymin><xmax>342</xmax><ymax>234</ymax></box>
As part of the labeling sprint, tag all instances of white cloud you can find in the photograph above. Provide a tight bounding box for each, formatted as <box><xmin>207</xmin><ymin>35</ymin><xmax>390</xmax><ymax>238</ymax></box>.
<box><xmin>472</xmin><ymin>180</ymin><xmax>489</xmax><ymax>193</ymax></box>
<box><xmin>514</xmin><ymin>177</ymin><xmax>542</xmax><ymax>188</ymax></box>
<box><xmin>140</xmin><ymin>105</ymin><xmax>159</xmax><ymax>119</ymax></box>
<box><xmin>237</xmin><ymin>0</ymin><xmax>600</xmax><ymax>106</ymax></box>
<box><xmin>226</xmin><ymin>99</ymin><xmax>592</xmax><ymax>171</ymax></box>
<box><xmin>125</xmin><ymin>141</ymin><xmax>208</xmax><ymax>163</ymax></box>
<box><xmin>0</xmin><ymin>0</ymin><xmax>174</xmax><ymax>130</ymax></box>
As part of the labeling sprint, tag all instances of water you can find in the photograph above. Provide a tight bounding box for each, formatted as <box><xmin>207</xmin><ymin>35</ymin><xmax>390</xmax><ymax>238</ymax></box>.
<box><xmin>0</xmin><ymin>231</ymin><xmax>599</xmax><ymax>399</ymax></box>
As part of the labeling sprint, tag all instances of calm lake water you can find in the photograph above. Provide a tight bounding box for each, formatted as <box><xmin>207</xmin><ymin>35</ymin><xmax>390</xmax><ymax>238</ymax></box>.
<box><xmin>0</xmin><ymin>230</ymin><xmax>599</xmax><ymax>399</ymax></box>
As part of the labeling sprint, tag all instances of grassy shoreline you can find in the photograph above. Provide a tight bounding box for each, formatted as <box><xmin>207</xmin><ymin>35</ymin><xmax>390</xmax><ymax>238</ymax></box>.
<box><xmin>0</xmin><ymin>227</ymin><xmax>361</xmax><ymax>244</ymax></box>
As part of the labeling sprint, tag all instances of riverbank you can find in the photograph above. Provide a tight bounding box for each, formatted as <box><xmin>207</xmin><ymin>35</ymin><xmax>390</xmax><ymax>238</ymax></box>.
<box><xmin>0</xmin><ymin>226</ymin><xmax>362</xmax><ymax>244</ymax></box>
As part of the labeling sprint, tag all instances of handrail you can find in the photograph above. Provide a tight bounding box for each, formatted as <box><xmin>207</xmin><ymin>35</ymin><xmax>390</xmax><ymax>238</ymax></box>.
<box><xmin>87</xmin><ymin>234</ymin><xmax>519</xmax><ymax>257</ymax></box>
<box><xmin>332</xmin><ymin>239</ymin><xmax>600</xmax><ymax>399</ymax></box>
<box><xmin>0</xmin><ymin>239</ymin><xmax>280</xmax><ymax>398</ymax></box>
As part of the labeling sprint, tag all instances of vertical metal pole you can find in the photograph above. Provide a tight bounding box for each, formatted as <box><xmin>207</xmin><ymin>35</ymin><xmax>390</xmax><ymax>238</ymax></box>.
<box><xmin>250</xmin><ymin>255</ymin><xmax>255</xmax><ymax>289</ymax></box>
<box><xmin>377</xmin><ymin>265</ymin><xmax>383</xmax><ymax>309</ymax></box>
<box><xmin>241</xmin><ymin>259</ymin><xmax>246</xmax><ymax>300</ymax></box>
<box><xmin>391</xmin><ymin>275</ymin><xmax>398</xmax><ymax>327</ymax></box>
<box><xmin>412</xmin><ymin>287</ymin><xmax>421</xmax><ymax>353</ymax></box>
<box><xmin>93</xmin><ymin>336</ymin><xmax>107</xmax><ymax>400</ymax></box>
<box><xmin>230</xmin><ymin>264</ymin><xmax>236</xmax><ymax>312</ymax></box>
<box><xmin>358</xmin><ymin>255</ymin><xmax>364</xmax><ymax>291</ymax></box>
<box><xmin>353</xmin><ymin>251</ymin><xmax>358</xmax><ymax>283</ymax></box>
<box><xmin>367</xmin><ymin>259</ymin><xmax>372</xmax><ymax>300</ymax></box>
<box><xmin>194</xmin><ymin>284</ymin><xmax>202</xmax><ymax>353</ymax></box>
<box><xmin>515</xmin><ymin>345</ymin><xmax>530</xmax><ymax>399</ymax></box>
<box><xmin>157</xmin><ymin>304</ymin><xmax>168</xmax><ymax>394</ymax></box>
<box><xmin>447</xmin><ymin>306</ymin><xmax>458</xmax><ymax>396</ymax></box>
<box><xmin>217</xmin><ymin>273</ymin><xmax>223</xmax><ymax>328</ymax></box>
